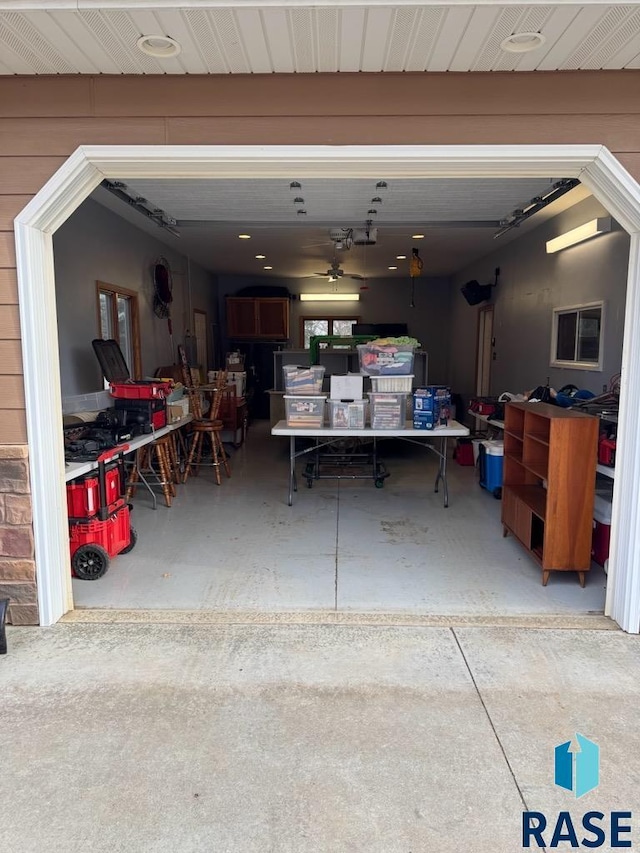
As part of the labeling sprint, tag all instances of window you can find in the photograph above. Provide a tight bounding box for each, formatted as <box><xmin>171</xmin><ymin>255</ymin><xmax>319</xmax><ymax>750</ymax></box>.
<box><xmin>97</xmin><ymin>281</ymin><xmax>142</xmax><ymax>378</ymax></box>
<box><xmin>302</xmin><ymin>317</ymin><xmax>359</xmax><ymax>348</ymax></box>
<box><xmin>550</xmin><ymin>302</ymin><xmax>604</xmax><ymax>371</ymax></box>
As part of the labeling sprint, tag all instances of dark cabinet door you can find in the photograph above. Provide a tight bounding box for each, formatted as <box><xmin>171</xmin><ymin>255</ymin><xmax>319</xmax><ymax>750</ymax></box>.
<box><xmin>227</xmin><ymin>298</ymin><xmax>258</xmax><ymax>338</ymax></box>
<box><xmin>257</xmin><ymin>298</ymin><xmax>289</xmax><ymax>339</ymax></box>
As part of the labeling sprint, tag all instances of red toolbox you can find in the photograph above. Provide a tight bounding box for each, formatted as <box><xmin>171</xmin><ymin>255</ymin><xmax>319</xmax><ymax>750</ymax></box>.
<box><xmin>68</xmin><ymin>446</ymin><xmax>136</xmax><ymax>580</ymax></box>
<box><xmin>67</xmin><ymin>462</ymin><xmax>124</xmax><ymax>519</ymax></box>
<box><xmin>115</xmin><ymin>397</ymin><xmax>167</xmax><ymax>430</ymax></box>
<box><xmin>598</xmin><ymin>435</ymin><xmax>616</xmax><ymax>467</ymax></box>
<box><xmin>92</xmin><ymin>338</ymin><xmax>172</xmax><ymax>400</ymax></box>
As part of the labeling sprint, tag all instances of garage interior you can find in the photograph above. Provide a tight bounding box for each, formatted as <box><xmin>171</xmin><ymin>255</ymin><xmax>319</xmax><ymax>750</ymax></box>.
<box><xmin>53</xmin><ymin>172</ymin><xmax>628</xmax><ymax>616</ymax></box>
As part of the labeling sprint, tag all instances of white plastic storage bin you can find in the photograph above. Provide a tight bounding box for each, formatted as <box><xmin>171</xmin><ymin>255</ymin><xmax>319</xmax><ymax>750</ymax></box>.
<box><xmin>284</xmin><ymin>395</ymin><xmax>326</xmax><ymax>427</ymax></box>
<box><xmin>370</xmin><ymin>375</ymin><xmax>414</xmax><ymax>393</ymax></box>
<box><xmin>328</xmin><ymin>399</ymin><xmax>367</xmax><ymax>429</ymax></box>
<box><xmin>368</xmin><ymin>392</ymin><xmax>409</xmax><ymax>429</ymax></box>
<box><xmin>283</xmin><ymin>365</ymin><xmax>326</xmax><ymax>394</ymax></box>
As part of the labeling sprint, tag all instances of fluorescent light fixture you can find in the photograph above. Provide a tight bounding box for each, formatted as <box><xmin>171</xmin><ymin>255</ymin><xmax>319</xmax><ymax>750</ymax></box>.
<box><xmin>546</xmin><ymin>218</ymin><xmax>611</xmax><ymax>254</ymax></box>
<box><xmin>300</xmin><ymin>293</ymin><xmax>360</xmax><ymax>302</ymax></box>
<box><xmin>238</xmin><ymin>233</ymin><xmax>251</xmax><ymax>239</ymax></box>
<box><xmin>255</xmin><ymin>254</ymin><xmax>266</xmax><ymax>259</ymax></box>
<box><xmin>412</xmin><ymin>234</ymin><xmax>425</xmax><ymax>239</ymax></box>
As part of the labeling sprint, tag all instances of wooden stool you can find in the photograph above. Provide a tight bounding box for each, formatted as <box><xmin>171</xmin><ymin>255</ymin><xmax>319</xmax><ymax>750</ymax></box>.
<box><xmin>183</xmin><ymin>379</ymin><xmax>231</xmax><ymax>486</ymax></box>
<box><xmin>126</xmin><ymin>436</ymin><xmax>178</xmax><ymax>507</ymax></box>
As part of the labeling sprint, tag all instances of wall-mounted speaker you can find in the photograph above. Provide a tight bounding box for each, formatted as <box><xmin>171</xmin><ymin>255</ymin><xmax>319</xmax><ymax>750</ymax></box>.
<box><xmin>460</xmin><ymin>279</ymin><xmax>493</xmax><ymax>306</ymax></box>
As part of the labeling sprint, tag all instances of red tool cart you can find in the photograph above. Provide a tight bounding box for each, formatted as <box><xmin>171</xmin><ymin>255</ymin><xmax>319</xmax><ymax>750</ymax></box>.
<box><xmin>67</xmin><ymin>445</ymin><xmax>136</xmax><ymax>580</ymax></box>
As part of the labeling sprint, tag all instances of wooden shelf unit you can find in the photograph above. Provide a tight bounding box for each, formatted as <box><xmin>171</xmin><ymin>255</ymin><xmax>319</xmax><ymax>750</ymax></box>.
<box><xmin>501</xmin><ymin>402</ymin><xmax>598</xmax><ymax>587</ymax></box>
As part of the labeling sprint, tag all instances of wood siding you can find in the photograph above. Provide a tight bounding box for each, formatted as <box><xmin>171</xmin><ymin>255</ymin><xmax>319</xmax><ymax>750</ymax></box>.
<box><xmin>0</xmin><ymin>70</ymin><xmax>639</xmax><ymax>447</ymax></box>
<box><xmin>0</xmin><ymin>68</ymin><xmax>638</xmax><ymax>624</ymax></box>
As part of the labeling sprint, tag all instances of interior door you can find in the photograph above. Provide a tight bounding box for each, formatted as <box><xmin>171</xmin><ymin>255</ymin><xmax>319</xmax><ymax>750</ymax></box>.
<box><xmin>476</xmin><ymin>305</ymin><xmax>494</xmax><ymax>396</ymax></box>
<box><xmin>194</xmin><ymin>309</ymin><xmax>208</xmax><ymax>374</ymax></box>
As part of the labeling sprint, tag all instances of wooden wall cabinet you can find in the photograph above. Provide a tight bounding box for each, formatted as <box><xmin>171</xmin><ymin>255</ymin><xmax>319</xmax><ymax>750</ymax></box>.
<box><xmin>501</xmin><ymin>402</ymin><xmax>599</xmax><ymax>587</ymax></box>
<box><xmin>226</xmin><ymin>297</ymin><xmax>289</xmax><ymax>339</ymax></box>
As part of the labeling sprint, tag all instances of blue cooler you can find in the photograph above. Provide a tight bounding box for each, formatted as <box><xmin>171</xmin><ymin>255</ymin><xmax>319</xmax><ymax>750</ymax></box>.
<box><xmin>479</xmin><ymin>440</ymin><xmax>503</xmax><ymax>498</ymax></box>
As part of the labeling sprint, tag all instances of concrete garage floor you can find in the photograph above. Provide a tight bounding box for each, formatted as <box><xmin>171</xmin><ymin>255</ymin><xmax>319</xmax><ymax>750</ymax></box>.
<box><xmin>71</xmin><ymin>422</ymin><xmax>608</xmax><ymax>617</ymax></box>
<box><xmin>1</xmin><ymin>621</ymin><xmax>638</xmax><ymax>853</ymax></box>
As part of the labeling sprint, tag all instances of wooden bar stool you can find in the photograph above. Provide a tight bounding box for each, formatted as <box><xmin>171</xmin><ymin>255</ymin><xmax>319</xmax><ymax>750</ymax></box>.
<box><xmin>126</xmin><ymin>436</ymin><xmax>178</xmax><ymax>507</ymax></box>
<box><xmin>183</xmin><ymin>377</ymin><xmax>231</xmax><ymax>486</ymax></box>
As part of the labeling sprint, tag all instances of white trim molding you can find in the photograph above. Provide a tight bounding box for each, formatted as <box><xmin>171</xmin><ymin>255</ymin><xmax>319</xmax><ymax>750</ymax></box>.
<box><xmin>13</xmin><ymin>144</ymin><xmax>640</xmax><ymax>631</ymax></box>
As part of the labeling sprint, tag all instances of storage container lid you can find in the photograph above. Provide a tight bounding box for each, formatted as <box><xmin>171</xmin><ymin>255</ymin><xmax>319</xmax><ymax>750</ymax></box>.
<box><xmin>283</xmin><ymin>395</ymin><xmax>327</xmax><ymax>400</ymax></box>
<box><xmin>92</xmin><ymin>339</ymin><xmax>130</xmax><ymax>383</ymax></box>
<box><xmin>482</xmin><ymin>439</ymin><xmax>504</xmax><ymax>455</ymax></box>
<box><xmin>594</xmin><ymin>494</ymin><xmax>613</xmax><ymax>525</ymax></box>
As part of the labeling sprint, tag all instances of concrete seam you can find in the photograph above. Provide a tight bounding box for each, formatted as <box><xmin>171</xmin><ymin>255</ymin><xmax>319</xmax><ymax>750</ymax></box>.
<box><xmin>450</xmin><ymin>627</ymin><xmax>534</xmax><ymax>823</ymax></box>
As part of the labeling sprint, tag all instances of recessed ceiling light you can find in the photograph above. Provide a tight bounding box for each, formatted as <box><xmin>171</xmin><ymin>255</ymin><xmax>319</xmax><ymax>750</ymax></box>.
<box><xmin>136</xmin><ymin>35</ymin><xmax>181</xmax><ymax>58</ymax></box>
<box><xmin>412</xmin><ymin>234</ymin><xmax>425</xmax><ymax>239</ymax></box>
<box><xmin>290</xmin><ymin>181</ymin><xmax>301</xmax><ymax>190</ymax></box>
<box><xmin>396</xmin><ymin>255</ymin><xmax>407</xmax><ymax>260</ymax></box>
<box><xmin>297</xmin><ymin>209</ymin><xmax>307</xmax><ymax>216</ymax></box>
<box><xmin>388</xmin><ymin>266</ymin><xmax>397</xmax><ymax>270</ymax></box>
<box><xmin>263</xmin><ymin>265</ymin><xmax>273</xmax><ymax>270</ymax></box>
<box><xmin>238</xmin><ymin>234</ymin><xmax>251</xmax><ymax>239</ymax></box>
<box><xmin>376</xmin><ymin>181</ymin><xmax>388</xmax><ymax>190</ymax></box>
<box><xmin>500</xmin><ymin>32</ymin><xmax>546</xmax><ymax>53</ymax></box>
<box><xmin>255</xmin><ymin>254</ymin><xmax>266</xmax><ymax>259</ymax></box>
<box><xmin>293</xmin><ymin>197</ymin><xmax>305</xmax><ymax>204</ymax></box>
<box><xmin>371</xmin><ymin>197</ymin><xmax>382</xmax><ymax>204</ymax></box>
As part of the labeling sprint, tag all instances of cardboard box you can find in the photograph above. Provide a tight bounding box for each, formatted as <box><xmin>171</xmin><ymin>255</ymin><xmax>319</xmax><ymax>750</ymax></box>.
<box><xmin>226</xmin><ymin>351</ymin><xmax>245</xmax><ymax>372</ymax></box>
<box><xmin>413</xmin><ymin>411</ymin><xmax>435</xmax><ymax>430</ymax></box>
<box><xmin>330</xmin><ymin>373</ymin><xmax>364</xmax><ymax>401</ymax></box>
<box><xmin>168</xmin><ymin>398</ymin><xmax>190</xmax><ymax>422</ymax></box>
<box><xmin>413</xmin><ymin>386</ymin><xmax>451</xmax><ymax>426</ymax></box>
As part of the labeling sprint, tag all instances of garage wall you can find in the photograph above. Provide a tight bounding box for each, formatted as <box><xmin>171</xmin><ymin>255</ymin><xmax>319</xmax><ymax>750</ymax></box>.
<box><xmin>1</xmin><ymin>69</ymin><xmax>639</xmax><ymax>623</ymax></box>
<box><xmin>219</xmin><ymin>273</ymin><xmax>451</xmax><ymax>383</ymax></box>
<box><xmin>449</xmin><ymin>196</ymin><xmax>630</xmax><ymax>405</ymax></box>
<box><xmin>53</xmin><ymin>198</ymin><xmax>218</xmax><ymax>399</ymax></box>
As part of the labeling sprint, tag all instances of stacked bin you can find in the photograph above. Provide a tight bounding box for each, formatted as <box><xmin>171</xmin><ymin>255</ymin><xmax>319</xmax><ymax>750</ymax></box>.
<box><xmin>283</xmin><ymin>365</ymin><xmax>327</xmax><ymax>427</ymax></box>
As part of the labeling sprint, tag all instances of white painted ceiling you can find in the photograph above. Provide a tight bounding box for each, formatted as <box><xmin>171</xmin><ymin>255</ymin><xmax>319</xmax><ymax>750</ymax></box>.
<box><xmin>1</xmin><ymin>2</ymin><xmax>640</xmax><ymax>74</ymax></box>
<box><xmin>91</xmin><ymin>175</ymin><xmax>591</xmax><ymax>278</ymax></box>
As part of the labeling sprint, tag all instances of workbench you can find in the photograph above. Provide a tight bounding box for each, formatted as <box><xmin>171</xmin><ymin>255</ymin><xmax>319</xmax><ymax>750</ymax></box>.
<box><xmin>64</xmin><ymin>416</ymin><xmax>194</xmax><ymax>508</ymax></box>
<box><xmin>271</xmin><ymin>420</ymin><xmax>469</xmax><ymax>507</ymax></box>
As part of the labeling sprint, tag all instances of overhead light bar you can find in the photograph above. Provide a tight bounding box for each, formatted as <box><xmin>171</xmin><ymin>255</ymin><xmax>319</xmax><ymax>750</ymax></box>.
<box><xmin>300</xmin><ymin>293</ymin><xmax>360</xmax><ymax>302</ymax></box>
<box><xmin>546</xmin><ymin>218</ymin><xmax>612</xmax><ymax>254</ymax></box>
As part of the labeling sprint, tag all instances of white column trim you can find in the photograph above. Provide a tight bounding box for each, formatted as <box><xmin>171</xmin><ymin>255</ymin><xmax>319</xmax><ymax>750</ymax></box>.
<box><xmin>11</xmin><ymin>144</ymin><xmax>640</xmax><ymax>630</ymax></box>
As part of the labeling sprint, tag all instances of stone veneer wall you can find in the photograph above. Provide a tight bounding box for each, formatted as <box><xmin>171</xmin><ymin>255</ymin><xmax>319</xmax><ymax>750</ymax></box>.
<box><xmin>0</xmin><ymin>446</ymin><xmax>35</xmax><ymax>625</ymax></box>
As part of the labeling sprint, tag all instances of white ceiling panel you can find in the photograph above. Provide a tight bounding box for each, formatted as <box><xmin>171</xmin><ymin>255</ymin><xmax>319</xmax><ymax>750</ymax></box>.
<box><xmin>1</xmin><ymin>3</ymin><xmax>639</xmax><ymax>74</ymax></box>
<box><xmin>361</xmin><ymin>7</ymin><xmax>395</xmax><ymax>72</ymax></box>
<box><xmin>91</xmin><ymin>176</ymin><xmax>590</xmax><ymax>279</ymax></box>
<box><xmin>261</xmin><ymin>6</ymin><xmax>294</xmax><ymax>72</ymax></box>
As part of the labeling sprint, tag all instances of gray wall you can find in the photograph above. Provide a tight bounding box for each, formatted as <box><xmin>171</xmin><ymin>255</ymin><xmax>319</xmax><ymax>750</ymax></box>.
<box><xmin>219</xmin><ymin>273</ymin><xmax>452</xmax><ymax>383</ymax></box>
<box><xmin>448</xmin><ymin>195</ymin><xmax>630</xmax><ymax>402</ymax></box>
<box><xmin>53</xmin><ymin>198</ymin><xmax>218</xmax><ymax>397</ymax></box>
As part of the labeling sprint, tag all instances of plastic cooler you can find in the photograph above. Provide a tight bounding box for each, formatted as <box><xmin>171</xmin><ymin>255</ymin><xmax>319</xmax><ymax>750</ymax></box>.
<box><xmin>592</xmin><ymin>494</ymin><xmax>612</xmax><ymax>566</ymax></box>
<box><xmin>283</xmin><ymin>365</ymin><xmax>326</xmax><ymax>394</ymax></box>
<box><xmin>284</xmin><ymin>395</ymin><xmax>326</xmax><ymax>427</ymax></box>
<box><xmin>479</xmin><ymin>440</ymin><xmax>504</xmax><ymax>497</ymax></box>
<box><xmin>357</xmin><ymin>344</ymin><xmax>415</xmax><ymax>376</ymax></box>
<box><xmin>368</xmin><ymin>392</ymin><xmax>408</xmax><ymax>429</ymax></box>
<box><xmin>328</xmin><ymin>399</ymin><xmax>367</xmax><ymax>429</ymax></box>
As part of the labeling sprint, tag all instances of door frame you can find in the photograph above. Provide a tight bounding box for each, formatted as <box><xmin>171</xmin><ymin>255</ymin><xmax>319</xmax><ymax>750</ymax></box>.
<box><xmin>475</xmin><ymin>304</ymin><xmax>494</xmax><ymax>398</ymax></box>
<box><xmin>13</xmin><ymin>144</ymin><xmax>640</xmax><ymax>630</ymax></box>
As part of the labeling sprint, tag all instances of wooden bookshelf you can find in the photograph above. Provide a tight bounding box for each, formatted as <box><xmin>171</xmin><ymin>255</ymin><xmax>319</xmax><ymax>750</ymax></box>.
<box><xmin>501</xmin><ymin>402</ymin><xmax>598</xmax><ymax>587</ymax></box>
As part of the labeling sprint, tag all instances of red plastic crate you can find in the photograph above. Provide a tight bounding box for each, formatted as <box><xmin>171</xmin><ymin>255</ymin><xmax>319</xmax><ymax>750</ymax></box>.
<box><xmin>70</xmin><ymin>505</ymin><xmax>131</xmax><ymax>560</ymax></box>
<box><xmin>110</xmin><ymin>381</ymin><xmax>171</xmax><ymax>400</ymax></box>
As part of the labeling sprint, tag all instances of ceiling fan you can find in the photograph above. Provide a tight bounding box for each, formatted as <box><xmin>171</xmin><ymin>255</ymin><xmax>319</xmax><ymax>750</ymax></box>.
<box><xmin>313</xmin><ymin>258</ymin><xmax>364</xmax><ymax>282</ymax></box>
